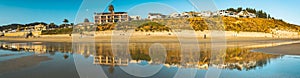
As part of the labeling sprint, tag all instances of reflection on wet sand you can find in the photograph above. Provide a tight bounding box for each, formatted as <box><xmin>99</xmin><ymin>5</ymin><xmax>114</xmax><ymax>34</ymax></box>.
<box><xmin>93</xmin><ymin>56</ymin><xmax>129</xmax><ymax>66</ymax></box>
<box><xmin>0</xmin><ymin>55</ymin><xmax>52</xmax><ymax>73</ymax></box>
<box><xmin>0</xmin><ymin>42</ymin><xmax>280</xmax><ymax>71</ymax></box>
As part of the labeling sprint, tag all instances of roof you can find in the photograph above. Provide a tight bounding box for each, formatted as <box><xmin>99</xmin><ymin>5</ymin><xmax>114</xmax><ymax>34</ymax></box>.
<box><xmin>95</xmin><ymin>12</ymin><xmax>127</xmax><ymax>15</ymax></box>
<box><xmin>238</xmin><ymin>10</ymin><xmax>251</xmax><ymax>15</ymax></box>
<box><xmin>148</xmin><ymin>13</ymin><xmax>163</xmax><ymax>16</ymax></box>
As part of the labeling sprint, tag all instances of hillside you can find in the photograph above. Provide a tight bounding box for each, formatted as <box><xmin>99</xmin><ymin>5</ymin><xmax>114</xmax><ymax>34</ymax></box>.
<box><xmin>189</xmin><ymin>17</ymin><xmax>300</xmax><ymax>33</ymax></box>
<box><xmin>135</xmin><ymin>22</ymin><xmax>171</xmax><ymax>32</ymax></box>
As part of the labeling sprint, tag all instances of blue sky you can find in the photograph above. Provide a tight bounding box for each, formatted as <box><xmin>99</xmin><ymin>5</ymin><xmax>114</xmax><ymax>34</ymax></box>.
<box><xmin>0</xmin><ymin>0</ymin><xmax>299</xmax><ymax>25</ymax></box>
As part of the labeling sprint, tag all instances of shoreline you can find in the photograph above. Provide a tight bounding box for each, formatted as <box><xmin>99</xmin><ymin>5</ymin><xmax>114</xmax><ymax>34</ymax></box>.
<box><xmin>252</xmin><ymin>43</ymin><xmax>300</xmax><ymax>55</ymax></box>
<box><xmin>1</xmin><ymin>35</ymin><xmax>300</xmax><ymax>56</ymax></box>
<box><xmin>1</xmin><ymin>35</ymin><xmax>300</xmax><ymax>43</ymax></box>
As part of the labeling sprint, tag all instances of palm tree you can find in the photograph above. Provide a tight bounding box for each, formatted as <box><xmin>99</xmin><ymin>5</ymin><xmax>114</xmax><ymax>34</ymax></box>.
<box><xmin>63</xmin><ymin>19</ymin><xmax>69</xmax><ymax>28</ymax></box>
<box><xmin>109</xmin><ymin>4</ymin><xmax>114</xmax><ymax>23</ymax></box>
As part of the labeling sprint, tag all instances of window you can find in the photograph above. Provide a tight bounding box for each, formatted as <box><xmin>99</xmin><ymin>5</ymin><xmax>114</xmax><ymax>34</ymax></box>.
<box><xmin>121</xmin><ymin>16</ymin><xmax>128</xmax><ymax>19</ymax></box>
<box><xmin>95</xmin><ymin>20</ymin><xmax>99</xmax><ymax>23</ymax></box>
<box><xmin>114</xmin><ymin>16</ymin><xmax>119</xmax><ymax>18</ymax></box>
<box><xmin>114</xmin><ymin>19</ymin><xmax>119</xmax><ymax>22</ymax></box>
<box><xmin>95</xmin><ymin>16</ymin><xmax>99</xmax><ymax>19</ymax></box>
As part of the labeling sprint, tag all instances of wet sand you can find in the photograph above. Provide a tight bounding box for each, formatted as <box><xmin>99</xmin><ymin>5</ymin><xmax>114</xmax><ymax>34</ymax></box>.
<box><xmin>253</xmin><ymin>43</ymin><xmax>300</xmax><ymax>55</ymax></box>
<box><xmin>0</xmin><ymin>55</ymin><xmax>52</xmax><ymax>74</ymax></box>
<box><xmin>0</xmin><ymin>53</ymin><xmax>26</xmax><ymax>57</ymax></box>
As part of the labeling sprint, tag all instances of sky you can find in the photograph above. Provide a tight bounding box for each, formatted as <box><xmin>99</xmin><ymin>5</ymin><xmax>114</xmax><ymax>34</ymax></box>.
<box><xmin>0</xmin><ymin>0</ymin><xmax>299</xmax><ymax>25</ymax></box>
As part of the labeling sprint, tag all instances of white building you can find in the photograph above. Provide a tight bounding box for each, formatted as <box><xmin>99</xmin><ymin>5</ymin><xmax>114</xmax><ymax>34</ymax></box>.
<box><xmin>170</xmin><ymin>12</ymin><xmax>181</xmax><ymax>18</ymax></box>
<box><xmin>218</xmin><ymin>10</ymin><xmax>239</xmax><ymax>18</ymax></box>
<box><xmin>218</xmin><ymin>10</ymin><xmax>230</xmax><ymax>16</ymax></box>
<box><xmin>228</xmin><ymin>11</ymin><xmax>238</xmax><ymax>18</ymax></box>
<box><xmin>181</xmin><ymin>12</ymin><xmax>190</xmax><ymax>18</ymax></box>
<box><xmin>199</xmin><ymin>11</ymin><xmax>213</xmax><ymax>17</ymax></box>
<box><xmin>129</xmin><ymin>15</ymin><xmax>141</xmax><ymax>21</ymax></box>
<box><xmin>75</xmin><ymin>18</ymin><xmax>95</xmax><ymax>30</ymax></box>
<box><xmin>237</xmin><ymin>10</ymin><xmax>256</xmax><ymax>18</ymax></box>
<box><xmin>248</xmin><ymin>13</ymin><xmax>257</xmax><ymax>18</ymax></box>
<box><xmin>148</xmin><ymin>13</ymin><xmax>166</xmax><ymax>20</ymax></box>
<box><xmin>166</xmin><ymin>10</ymin><xmax>257</xmax><ymax>18</ymax></box>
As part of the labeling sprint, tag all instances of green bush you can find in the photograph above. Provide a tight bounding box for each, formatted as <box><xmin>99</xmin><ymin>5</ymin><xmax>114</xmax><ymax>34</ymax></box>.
<box><xmin>135</xmin><ymin>22</ymin><xmax>171</xmax><ymax>32</ymax></box>
<box><xmin>42</xmin><ymin>28</ymin><xmax>73</xmax><ymax>35</ymax></box>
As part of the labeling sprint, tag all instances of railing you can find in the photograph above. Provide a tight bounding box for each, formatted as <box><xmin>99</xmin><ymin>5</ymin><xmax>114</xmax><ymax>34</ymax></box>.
<box><xmin>93</xmin><ymin>56</ymin><xmax>129</xmax><ymax>66</ymax></box>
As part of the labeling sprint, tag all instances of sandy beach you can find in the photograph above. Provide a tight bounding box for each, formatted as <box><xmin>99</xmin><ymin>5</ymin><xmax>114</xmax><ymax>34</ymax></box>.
<box><xmin>1</xmin><ymin>30</ymin><xmax>299</xmax><ymax>43</ymax></box>
<box><xmin>1</xmin><ymin>34</ymin><xmax>300</xmax><ymax>43</ymax></box>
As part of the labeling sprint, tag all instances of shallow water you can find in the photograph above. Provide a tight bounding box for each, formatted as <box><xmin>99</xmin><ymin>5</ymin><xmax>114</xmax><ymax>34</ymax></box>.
<box><xmin>0</xmin><ymin>42</ymin><xmax>299</xmax><ymax>78</ymax></box>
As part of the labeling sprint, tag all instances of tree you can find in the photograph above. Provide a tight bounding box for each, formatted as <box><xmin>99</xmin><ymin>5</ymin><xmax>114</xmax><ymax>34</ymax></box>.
<box><xmin>49</xmin><ymin>23</ymin><xmax>57</xmax><ymax>28</ymax></box>
<box><xmin>84</xmin><ymin>18</ymin><xmax>90</xmax><ymax>23</ymax></box>
<box><xmin>268</xmin><ymin>14</ymin><xmax>271</xmax><ymax>19</ymax></box>
<box><xmin>246</xmin><ymin>8</ymin><xmax>256</xmax><ymax>13</ymax></box>
<box><xmin>226</xmin><ymin>8</ymin><xmax>236</xmax><ymax>12</ymax></box>
<box><xmin>256</xmin><ymin>10</ymin><xmax>263</xmax><ymax>18</ymax></box>
<box><xmin>109</xmin><ymin>4</ymin><xmax>114</xmax><ymax>23</ymax></box>
<box><xmin>63</xmin><ymin>19</ymin><xmax>69</xmax><ymax>28</ymax></box>
<box><xmin>237</xmin><ymin>7</ymin><xmax>243</xmax><ymax>12</ymax></box>
<box><xmin>70</xmin><ymin>23</ymin><xmax>74</xmax><ymax>26</ymax></box>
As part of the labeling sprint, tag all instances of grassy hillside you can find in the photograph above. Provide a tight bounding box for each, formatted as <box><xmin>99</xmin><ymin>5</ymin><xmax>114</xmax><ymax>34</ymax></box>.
<box><xmin>223</xmin><ymin>17</ymin><xmax>300</xmax><ymax>33</ymax></box>
<box><xmin>189</xmin><ymin>17</ymin><xmax>300</xmax><ymax>33</ymax></box>
<box><xmin>42</xmin><ymin>17</ymin><xmax>300</xmax><ymax>34</ymax></box>
<box><xmin>135</xmin><ymin>22</ymin><xmax>171</xmax><ymax>32</ymax></box>
<box><xmin>41</xmin><ymin>28</ymin><xmax>73</xmax><ymax>35</ymax></box>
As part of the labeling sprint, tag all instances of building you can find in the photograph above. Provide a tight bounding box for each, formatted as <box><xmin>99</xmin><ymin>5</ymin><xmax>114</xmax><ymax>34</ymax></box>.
<box><xmin>237</xmin><ymin>10</ymin><xmax>256</xmax><ymax>18</ymax></box>
<box><xmin>94</xmin><ymin>56</ymin><xmax>129</xmax><ymax>66</ymax></box>
<box><xmin>218</xmin><ymin>10</ymin><xmax>239</xmax><ymax>17</ymax></box>
<box><xmin>129</xmin><ymin>15</ymin><xmax>141</xmax><ymax>21</ymax></box>
<box><xmin>148</xmin><ymin>13</ymin><xmax>166</xmax><ymax>20</ymax></box>
<box><xmin>34</xmin><ymin>24</ymin><xmax>47</xmax><ymax>31</ymax></box>
<box><xmin>219</xmin><ymin>10</ymin><xmax>230</xmax><ymax>16</ymax></box>
<box><xmin>170</xmin><ymin>12</ymin><xmax>181</xmax><ymax>18</ymax></box>
<box><xmin>94</xmin><ymin>12</ymin><xmax>129</xmax><ymax>24</ymax></box>
<box><xmin>75</xmin><ymin>18</ymin><xmax>95</xmax><ymax>31</ymax></box>
<box><xmin>228</xmin><ymin>11</ymin><xmax>238</xmax><ymax>17</ymax></box>
<box><xmin>198</xmin><ymin>11</ymin><xmax>213</xmax><ymax>17</ymax></box>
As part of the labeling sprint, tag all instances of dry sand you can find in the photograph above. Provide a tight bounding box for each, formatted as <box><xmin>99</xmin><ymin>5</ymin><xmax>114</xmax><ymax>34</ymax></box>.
<box><xmin>1</xmin><ymin>35</ymin><xmax>299</xmax><ymax>43</ymax></box>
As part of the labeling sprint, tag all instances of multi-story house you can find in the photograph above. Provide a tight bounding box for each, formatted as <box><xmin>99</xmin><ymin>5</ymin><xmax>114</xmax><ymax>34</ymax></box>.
<box><xmin>94</xmin><ymin>12</ymin><xmax>129</xmax><ymax>24</ymax></box>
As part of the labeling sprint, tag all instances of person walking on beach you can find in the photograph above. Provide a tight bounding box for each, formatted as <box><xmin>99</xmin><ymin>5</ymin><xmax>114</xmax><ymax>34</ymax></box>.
<box><xmin>80</xmin><ymin>32</ymin><xmax>83</xmax><ymax>38</ymax></box>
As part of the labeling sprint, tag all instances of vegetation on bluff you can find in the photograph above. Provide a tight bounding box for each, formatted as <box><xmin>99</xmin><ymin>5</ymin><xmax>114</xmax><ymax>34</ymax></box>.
<box><xmin>226</xmin><ymin>7</ymin><xmax>272</xmax><ymax>18</ymax></box>
<box><xmin>188</xmin><ymin>17</ymin><xmax>300</xmax><ymax>33</ymax></box>
<box><xmin>41</xmin><ymin>28</ymin><xmax>73</xmax><ymax>35</ymax></box>
<box><xmin>110</xmin><ymin>17</ymin><xmax>300</xmax><ymax>33</ymax></box>
<box><xmin>97</xmin><ymin>23</ymin><xmax>115</xmax><ymax>31</ymax></box>
<box><xmin>135</xmin><ymin>22</ymin><xmax>171</xmax><ymax>32</ymax></box>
